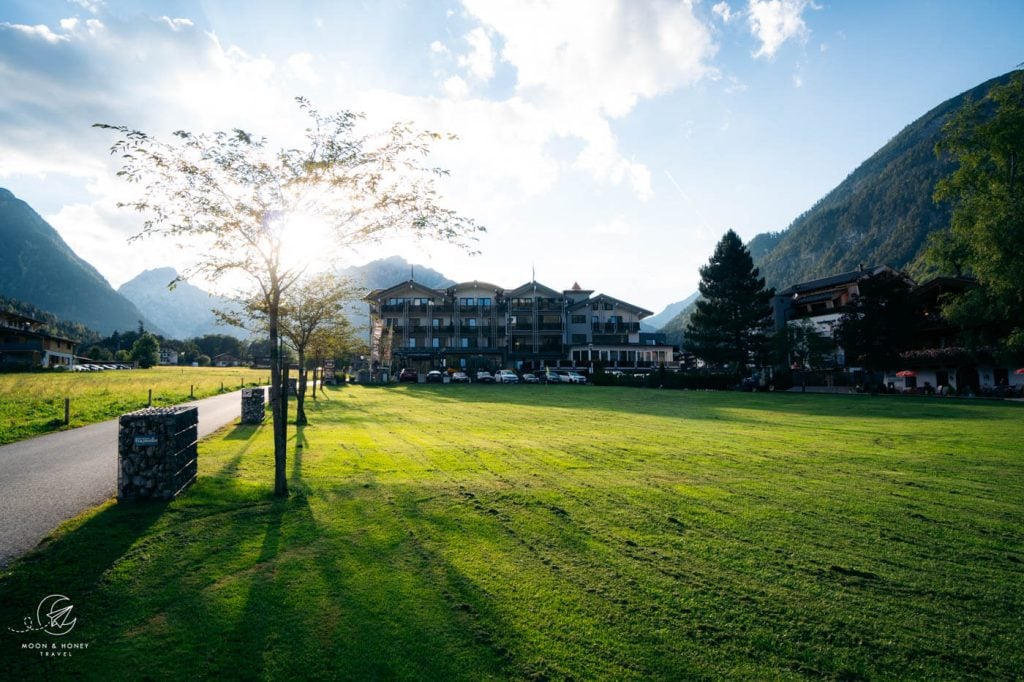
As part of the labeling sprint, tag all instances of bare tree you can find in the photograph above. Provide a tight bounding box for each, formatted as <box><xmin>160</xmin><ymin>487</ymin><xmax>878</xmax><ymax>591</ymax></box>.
<box><xmin>97</xmin><ymin>99</ymin><xmax>482</xmax><ymax>496</ymax></box>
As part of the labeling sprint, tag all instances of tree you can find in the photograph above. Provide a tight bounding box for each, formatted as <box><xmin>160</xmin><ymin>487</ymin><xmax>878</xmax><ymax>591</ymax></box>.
<box><xmin>240</xmin><ymin>272</ymin><xmax>357</xmax><ymax>425</ymax></box>
<box><xmin>776</xmin><ymin>319</ymin><xmax>834</xmax><ymax>370</ymax></box>
<box><xmin>929</xmin><ymin>69</ymin><xmax>1024</xmax><ymax>356</ymax></box>
<box><xmin>131</xmin><ymin>332</ymin><xmax>160</xmax><ymax>368</ymax></box>
<box><xmin>835</xmin><ymin>270</ymin><xmax>917</xmax><ymax>384</ymax></box>
<box><xmin>98</xmin><ymin>99</ymin><xmax>482</xmax><ymax>497</ymax></box>
<box><xmin>685</xmin><ymin>230</ymin><xmax>775</xmax><ymax>376</ymax></box>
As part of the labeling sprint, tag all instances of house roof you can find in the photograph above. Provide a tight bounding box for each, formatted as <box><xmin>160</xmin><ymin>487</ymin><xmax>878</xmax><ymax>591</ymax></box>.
<box><xmin>450</xmin><ymin>280</ymin><xmax>503</xmax><ymax>293</ymax></box>
<box><xmin>778</xmin><ymin>264</ymin><xmax>903</xmax><ymax>296</ymax></box>
<box><xmin>506</xmin><ymin>281</ymin><xmax>563</xmax><ymax>298</ymax></box>
<box><xmin>566</xmin><ymin>293</ymin><xmax>652</xmax><ymax>318</ymax></box>
<box><xmin>364</xmin><ymin>280</ymin><xmax>443</xmax><ymax>301</ymax></box>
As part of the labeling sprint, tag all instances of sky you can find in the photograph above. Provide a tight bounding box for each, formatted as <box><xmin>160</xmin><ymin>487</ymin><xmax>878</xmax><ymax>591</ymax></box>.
<box><xmin>1</xmin><ymin>1</ymin><xmax>1021</xmax><ymax>315</ymax></box>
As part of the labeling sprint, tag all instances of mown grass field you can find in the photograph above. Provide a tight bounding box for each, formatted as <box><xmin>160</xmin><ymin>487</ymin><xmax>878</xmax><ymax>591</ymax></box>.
<box><xmin>0</xmin><ymin>367</ymin><xmax>269</xmax><ymax>445</ymax></box>
<box><xmin>2</xmin><ymin>385</ymin><xmax>1022</xmax><ymax>679</ymax></box>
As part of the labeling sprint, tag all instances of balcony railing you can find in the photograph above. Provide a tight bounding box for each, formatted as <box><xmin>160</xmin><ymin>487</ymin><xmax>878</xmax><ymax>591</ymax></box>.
<box><xmin>591</xmin><ymin>322</ymin><xmax>640</xmax><ymax>333</ymax></box>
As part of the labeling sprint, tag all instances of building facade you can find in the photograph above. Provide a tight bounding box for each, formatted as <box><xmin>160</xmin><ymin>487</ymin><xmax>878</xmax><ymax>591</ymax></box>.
<box><xmin>366</xmin><ymin>279</ymin><xmax>674</xmax><ymax>373</ymax></box>
<box><xmin>0</xmin><ymin>311</ymin><xmax>77</xmax><ymax>368</ymax></box>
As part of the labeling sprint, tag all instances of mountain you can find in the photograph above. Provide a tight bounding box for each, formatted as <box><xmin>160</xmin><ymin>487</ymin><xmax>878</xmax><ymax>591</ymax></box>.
<box><xmin>658</xmin><ymin>70</ymin><xmax>1016</xmax><ymax>348</ymax></box>
<box><xmin>0</xmin><ymin>187</ymin><xmax>158</xmax><ymax>335</ymax></box>
<box><xmin>118</xmin><ymin>268</ymin><xmax>247</xmax><ymax>340</ymax></box>
<box><xmin>341</xmin><ymin>255</ymin><xmax>455</xmax><ymax>291</ymax></box>
<box><xmin>338</xmin><ymin>256</ymin><xmax>455</xmax><ymax>331</ymax></box>
<box><xmin>748</xmin><ymin>71</ymin><xmax>1016</xmax><ymax>290</ymax></box>
<box><xmin>642</xmin><ymin>292</ymin><xmax>699</xmax><ymax>332</ymax></box>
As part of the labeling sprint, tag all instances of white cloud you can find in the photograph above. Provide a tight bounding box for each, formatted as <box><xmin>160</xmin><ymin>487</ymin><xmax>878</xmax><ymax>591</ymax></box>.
<box><xmin>287</xmin><ymin>52</ymin><xmax>320</xmax><ymax>85</ymax></box>
<box><xmin>712</xmin><ymin>2</ymin><xmax>734</xmax><ymax>24</ymax></box>
<box><xmin>69</xmin><ymin>0</ymin><xmax>103</xmax><ymax>14</ymax></box>
<box><xmin>160</xmin><ymin>16</ymin><xmax>194</xmax><ymax>32</ymax></box>
<box><xmin>457</xmin><ymin>26</ymin><xmax>494</xmax><ymax>81</ymax></box>
<box><xmin>747</xmin><ymin>0</ymin><xmax>816</xmax><ymax>59</ymax></box>
<box><xmin>437</xmin><ymin>0</ymin><xmax>718</xmax><ymax>200</ymax></box>
<box><xmin>443</xmin><ymin>75</ymin><xmax>469</xmax><ymax>99</ymax></box>
<box><xmin>1</xmin><ymin>22</ymin><xmax>68</xmax><ymax>44</ymax></box>
<box><xmin>429</xmin><ymin>40</ymin><xmax>449</xmax><ymax>55</ymax></box>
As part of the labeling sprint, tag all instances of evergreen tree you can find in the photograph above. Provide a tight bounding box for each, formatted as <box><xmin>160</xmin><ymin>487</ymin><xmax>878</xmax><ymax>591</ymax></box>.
<box><xmin>685</xmin><ymin>230</ymin><xmax>775</xmax><ymax>375</ymax></box>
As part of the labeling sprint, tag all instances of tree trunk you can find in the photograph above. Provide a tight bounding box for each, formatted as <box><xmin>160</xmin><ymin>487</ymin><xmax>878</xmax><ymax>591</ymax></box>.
<box><xmin>296</xmin><ymin>350</ymin><xmax>308</xmax><ymax>426</ymax></box>
<box><xmin>311</xmin><ymin>362</ymin><xmax>318</xmax><ymax>399</ymax></box>
<box><xmin>268</xmin><ymin>294</ymin><xmax>288</xmax><ymax>497</ymax></box>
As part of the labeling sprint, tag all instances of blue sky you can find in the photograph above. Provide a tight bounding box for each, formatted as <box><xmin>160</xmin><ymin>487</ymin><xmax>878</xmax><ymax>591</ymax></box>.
<box><xmin>1</xmin><ymin>1</ymin><xmax>1021</xmax><ymax>314</ymax></box>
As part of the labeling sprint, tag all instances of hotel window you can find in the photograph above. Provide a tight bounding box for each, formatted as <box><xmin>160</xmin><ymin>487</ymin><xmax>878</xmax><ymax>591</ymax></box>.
<box><xmin>460</xmin><ymin>338</ymin><xmax>469</xmax><ymax>348</ymax></box>
<box><xmin>408</xmin><ymin>338</ymin><xmax>416</xmax><ymax>348</ymax></box>
<box><xmin>571</xmin><ymin>315</ymin><xmax>586</xmax><ymax>324</ymax></box>
<box><xmin>460</xmin><ymin>297</ymin><xmax>475</xmax><ymax>306</ymax></box>
<box><xmin>467</xmin><ymin>318</ymin><xmax>477</xmax><ymax>328</ymax></box>
<box><xmin>432</xmin><ymin>338</ymin><xmax>440</xmax><ymax>348</ymax></box>
<box><xmin>432</xmin><ymin>318</ymin><xmax>441</xmax><ymax>328</ymax></box>
<box><xmin>479</xmin><ymin>298</ymin><xmax>492</xmax><ymax>307</ymax></box>
<box><xmin>604</xmin><ymin>303</ymin><xmax>613</xmax><ymax>311</ymax></box>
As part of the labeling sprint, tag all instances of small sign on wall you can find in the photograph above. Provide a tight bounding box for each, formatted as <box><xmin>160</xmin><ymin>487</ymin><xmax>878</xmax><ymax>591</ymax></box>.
<box><xmin>134</xmin><ymin>435</ymin><xmax>159</xmax><ymax>447</ymax></box>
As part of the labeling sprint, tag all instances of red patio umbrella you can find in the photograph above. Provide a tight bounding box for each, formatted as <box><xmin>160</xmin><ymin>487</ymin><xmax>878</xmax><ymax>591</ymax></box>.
<box><xmin>1015</xmin><ymin>368</ymin><xmax>1024</xmax><ymax>375</ymax></box>
<box><xmin>896</xmin><ymin>370</ymin><xmax>917</xmax><ymax>377</ymax></box>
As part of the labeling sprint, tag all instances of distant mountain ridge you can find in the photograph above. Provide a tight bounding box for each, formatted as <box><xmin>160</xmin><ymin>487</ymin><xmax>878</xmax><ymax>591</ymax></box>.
<box><xmin>643</xmin><ymin>293</ymin><xmax>698</xmax><ymax>332</ymax></box>
<box><xmin>0</xmin><ymin>187</ymin><xmax>158</xmax><ymax>335</ymax></box>
<box><xmin>342</xmin><ymin>255</ymin><xmax>455</xmax><ymax>291</ymax></box>
<box><xmin>658</xmin><ymin>70</ymin><xmax>1017</xmax><ymax>346</ymax></box>
<box><xmin>748</xmin><ymin>71</ymin><xmax>1016</xmax><ymax>290</ymax></box>
<box><xmin>118</xmin><ymin>267</ymin><xmax>247</xmax><ymax>340</ymax></box>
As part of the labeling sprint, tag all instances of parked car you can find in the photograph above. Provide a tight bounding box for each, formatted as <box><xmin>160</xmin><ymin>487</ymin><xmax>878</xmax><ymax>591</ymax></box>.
<box><xmin>475</xmin><ymin>370</ymin><xmax>495</xmax><ymax>383</ymax></box>
<box><xmin>451</xmin><ymin>371</ymin><xmax>471</xmax><ymax>383</ymax></box>
<box><xmin>398</xmin><ymin>368</ymin><xmax>419</xmax><ymax>382</ymax></box>
<box><xmin>495</xmin><ymin>369</ymin><xmax>519</xmax><ymax>384</ymax></box>
<box><xmin>426</xmin><ymin>370</ymin><xmax>445</xmax><ymax>383</ymax></box>
<box><xmin>565</xmin><ymin>371</ymin><xmax>587</xmax><ymax>384</ymax></box>
<box><xmin>521</xmin><ymin>373</ymin><xmax>540</xmax><ymax>384</ymax></box>
<box><xmin>539</xmin><ymin>370</ymin><xmax>561</xmax><ymax>383</ymax></box>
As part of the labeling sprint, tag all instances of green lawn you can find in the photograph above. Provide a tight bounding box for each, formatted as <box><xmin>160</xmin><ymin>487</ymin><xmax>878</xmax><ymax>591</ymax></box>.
<box><xmin>0</xmin><ymin>366</ymin><xmax>269</xmax><ymax>445</ymax></box>
<box><xmin>2</xmin><ymin>385</ymin><xmax>1022</xmax><ymax>679</ymax></box>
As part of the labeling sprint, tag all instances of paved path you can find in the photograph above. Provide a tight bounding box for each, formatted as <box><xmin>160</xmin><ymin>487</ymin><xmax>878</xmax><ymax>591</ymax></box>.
<box><xmin>0</xmin><ymin>389</ymin><xmax>259</xmax><ymax>569</ymax></box>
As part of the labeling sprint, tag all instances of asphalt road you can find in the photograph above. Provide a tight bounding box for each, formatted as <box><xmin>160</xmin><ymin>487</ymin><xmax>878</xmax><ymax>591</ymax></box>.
<box><xmin>0</xmin><ymin>389</ymin><xmax>258</xmax><ymax>569</ymax></box>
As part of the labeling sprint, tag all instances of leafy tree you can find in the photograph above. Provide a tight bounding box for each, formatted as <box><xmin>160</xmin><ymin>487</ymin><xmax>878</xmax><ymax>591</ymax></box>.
<box><xmin>193</xmin><ymin>334</ymin><xmax>244</xmax><ymax>363</ymax></box>
<box><xmin>97</xmin><ymin>99</ymin><xmax>481</xmax><ymax>497</ymax></box>
<box><xmin>776</xmin><ymin>319</ymin><xmax>834</xmax><ymax>370</ymax></box>
<box><xmin>130</xmin><ymin>332</ymin><xmax>160</xmax><ymax>368</ymax></box>
<box><xmin>835</xmin><ymin>271</ymin><xmax>917</xmax><ymax>383</ymax></box>
<box><xmin>198</xmin><ymin>354</ymin><xmax>212</xmax><ymax>367</ymax></box>
<box><xmin>231</xmin><ymin>273</ymin><xmax>358</xmax><ymax>425</ymax></box>
<box><xmin>929</xmin><ymin>69</ymin><xmax>1024</xmax><ymax>356</ymax></box>
<box><xmin>86</xmin><ymin>345</ymin><xmax>113</xmax><ymax>361</ymax></box>
<box><xmin>685</xmin><ymin>230</ymin><xmax>775</xmax><ymax>376</ymax></box>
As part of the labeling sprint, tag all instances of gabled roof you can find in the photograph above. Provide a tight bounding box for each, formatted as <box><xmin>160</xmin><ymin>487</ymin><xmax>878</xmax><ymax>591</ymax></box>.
<box><xmin>566</xmin><ymin>293</ymin><xmax>652</xmax><ymax>318</ymax></box>
<box><xmin>364</xmin><ymin>280</ymin><xmax>443</xmax><ymax>301</ymax></box>
<box><xmin>451</xmin><ymin>280</ymin><xmax>504</xmax><ymax>293</ymax></box>
<box><xmin>778</xmin><ymin>264</ymin><xmax>905</xmax><ymax>296</ymax></box>
<box><xmin>506</xmin><ymin>280</ymin><xmax>563</xmax><ymax>298</ymax></box>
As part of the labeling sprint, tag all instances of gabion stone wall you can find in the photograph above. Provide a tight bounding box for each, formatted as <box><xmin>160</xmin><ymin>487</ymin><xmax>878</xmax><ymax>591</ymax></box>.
<box><xmin>241</xmin><ymin>387</ymin><xmax>266</xmax><ymax>424</ymax></box>
<box><xmin>118</xmin><ymin>406</ymin><xmax>198</xmax><ymax>501</ymax></box>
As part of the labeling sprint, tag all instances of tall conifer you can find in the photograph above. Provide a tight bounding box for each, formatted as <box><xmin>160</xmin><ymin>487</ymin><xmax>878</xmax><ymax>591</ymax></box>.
<box><xmin>685</xmin><ymin>230</ymin><xmax>775</xmax><ymax>375</ymax></box>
